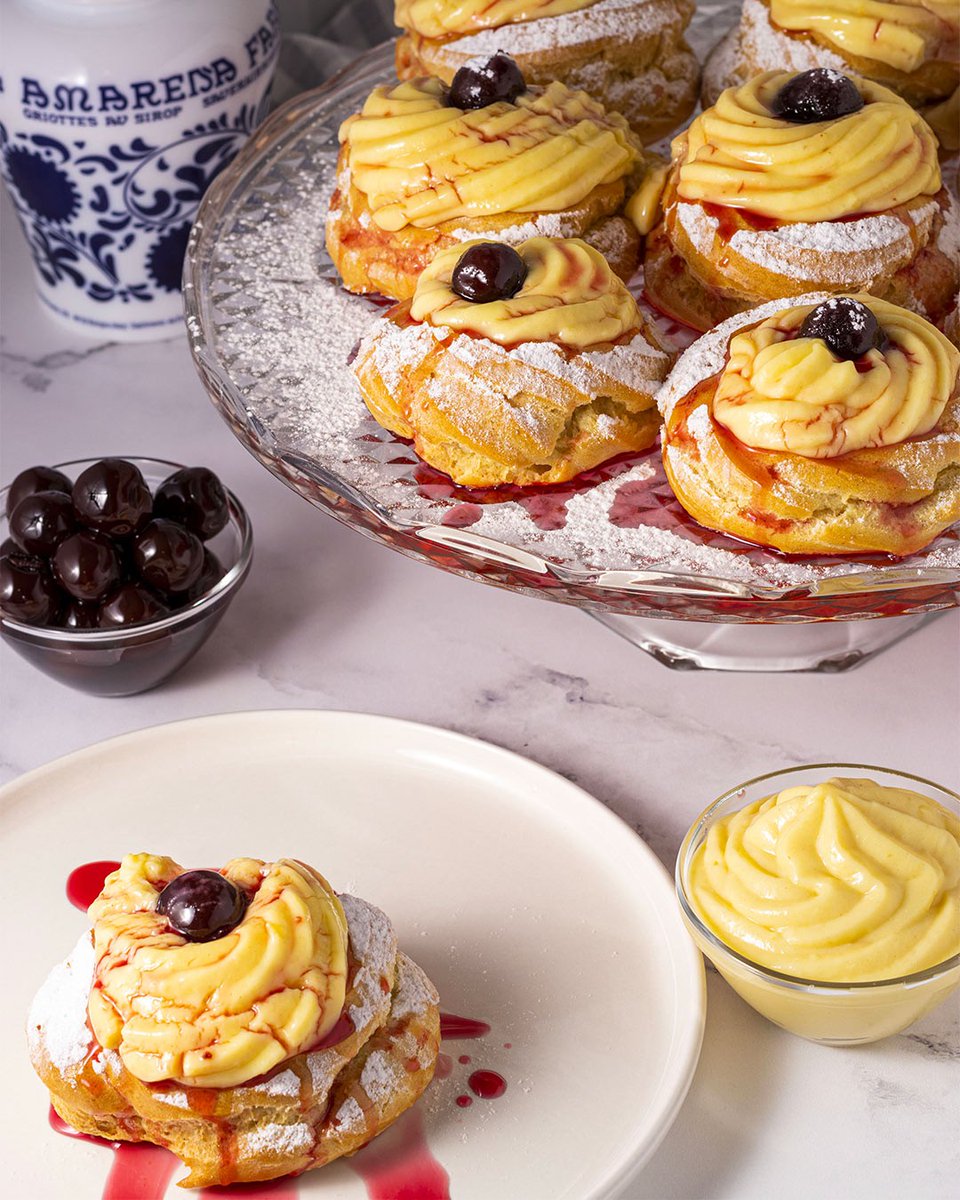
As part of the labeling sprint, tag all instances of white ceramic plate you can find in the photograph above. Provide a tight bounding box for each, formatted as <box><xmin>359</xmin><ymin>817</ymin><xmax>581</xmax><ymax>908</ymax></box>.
<box><xmin>1</xmin><ymin>711</ymin><xmax>704</xmax><ymax>1200</ymax></box>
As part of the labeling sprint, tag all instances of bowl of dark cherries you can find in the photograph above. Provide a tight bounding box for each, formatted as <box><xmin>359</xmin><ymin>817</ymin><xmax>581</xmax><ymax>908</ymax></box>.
<box><xmin>0</xmin><ymin>457</ymin><xmax>252</xmax><ymax>696</ymax></box>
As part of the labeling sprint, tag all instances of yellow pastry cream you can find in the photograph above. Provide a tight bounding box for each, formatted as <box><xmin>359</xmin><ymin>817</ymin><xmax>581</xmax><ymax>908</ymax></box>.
<box><xmin>769</xmin><ymin>0</ymin><xmax>959</xmax><ymax>74</ymax></box>
<box><xmin>338</xmin><ymin>77</ymin><xmax>641</xmax><ymax>233</ymax></box>
<box><xmin>712</xmin><ymin>296</ymin><xmax>960</xmax><ymax>458</ymax></box>
<box><xmin>410</xmin><ymin>236</ymin><xmax>641</xmax><ymax>349</ymax></box>
<box><xmin>675</xmin><ymin>71</ymin><xmax>941</xmax><ymax>223</ymax></box>
<box><xmin>87</xmin><ymin>855</ymin><xmax>348</xmax><ymax>1089</ymax></box>
<box><xmin>625</xmin><ymin>161</ymin><xmax>669</xmax><ymax>236</ymax></box>
<box><xmin>395</xmin><ymin>0</ymin><xmax>597</xmax><ymax>39</ymax></box>
<box><xmin>688</xmin><ymin>777</ymin><xmax>960</xmax><ymax>983</ymax></box>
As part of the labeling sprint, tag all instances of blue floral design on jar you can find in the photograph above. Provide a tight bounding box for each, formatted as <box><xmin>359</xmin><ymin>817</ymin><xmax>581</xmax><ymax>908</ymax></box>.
<box><xmin>146</xmin><ymin>221</ymin><xmax>192</xmax><ymax>293</ymax></box>
<box><xmin>4</xmin><ymin>143</ymin><xmax>81</xmax><ymax>223</ymax></box>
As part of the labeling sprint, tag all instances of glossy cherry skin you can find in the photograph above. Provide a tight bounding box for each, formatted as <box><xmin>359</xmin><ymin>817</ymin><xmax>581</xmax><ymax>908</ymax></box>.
<box><xmin>771</xmin><ymin>69</ymin><xmax>863</xmax><ymax>124</ymax></box>
<box><xmin>8</xmin><ymin>490</ymin><xmax>77</xmax><ymax>556</ymax></box>
<box><xmin>0</xmin><ymin>551</ymin><xmax>61</xmax><ymax>625</ymax></box>
<box><xmin>448</xmin><ymin>51</ymin><xmax>526</xmax><ymax>109</ymax></box>
<box><xmin>799</xmin><ymin>297</ymin><xmax>884</xmax><ymax>361</ymax></box>
<box><xmin>154</xmin><ymin>467</ymin><xmax>229</xmax><ymax>540</ymax></box>
<box><xmin>72</xmin><ymin>458</ymin><xmax>152</xmax><ymax>538</ymax></box>
<box><xmin>156</xmin><ymin>870</ymin><xmax>248</xmax><ymax>942</ymax></box>
<box><xmin>5</xmin><ymin>465</ymin><xmax>72</xmax><ymax>519</ymax></box>
<box><xmin>169</xmin><ymin>549</ymin><xmax>224</xmax><ymax>608</ymax></box>
<box><xmin>452</xmin><ymin>242</ymin><xmax>527</xmax><ymax>304</ymax></box>
<box><xmin>132</xmin><ymin>519</ymin><xmax>204</xmax><ymax>594</ymax></box>
<box><xmin>60</xmin><ymin>600</ymin><xmax>100</xmax><ymax>630</ymax></box>
<box><xmin>97</xmin><ymin>581</ymin><xmax>170</xmax><ymax>628</ymax></box>
<box><xmin>52</xmin><ymin>530</ymin><xmax>123</xmax><ymax>602</ymax></box>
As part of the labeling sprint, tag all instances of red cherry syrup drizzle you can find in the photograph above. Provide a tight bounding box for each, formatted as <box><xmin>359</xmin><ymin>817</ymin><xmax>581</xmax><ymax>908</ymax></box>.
<box><xmin>66</xmin><ymin>861</ymin><xmax>120</xmax><ymax>911</ymax></box>
<box><xmin>52</xmin><ymin>864</ymin><xmax>505</xmax><ymax>1200</ymax></box>
<box><xmin>439</xmin><ymin>1012</ymin><xmax>508</xmax><ymax>1109</ymax></box>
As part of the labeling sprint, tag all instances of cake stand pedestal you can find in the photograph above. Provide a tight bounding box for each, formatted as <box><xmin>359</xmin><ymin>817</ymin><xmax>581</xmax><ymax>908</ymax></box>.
<box><xmin>589</xmin><ymin>612</ymin><xmax>942</xmax><ymax>672</ymax></box>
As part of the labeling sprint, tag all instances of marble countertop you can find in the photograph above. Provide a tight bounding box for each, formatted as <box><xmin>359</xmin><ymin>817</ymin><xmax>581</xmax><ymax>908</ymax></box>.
<box><xmin>2</xmin><ymin>187</ymin><xmax>958</xmax><ymax>1200</ymax></box>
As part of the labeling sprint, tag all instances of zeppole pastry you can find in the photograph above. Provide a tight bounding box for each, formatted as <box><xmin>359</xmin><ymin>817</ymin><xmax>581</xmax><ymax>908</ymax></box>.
<box><xmin>393</xmin><ymin>0</ymin><xmax>701</xmax><ymax>143</ymax></box>
<box><xmin>658</xmin><ymin>293</ymin><xmax>960</xmax><ymax>556</ymax></box>
<box><xmin>644</xmin><ymin>70</ymin><xmax>959</xmax><ymax>334</ymax></box>
<box><xmin>29</xmin><ymin>855</ymin><xmax>440</xmax><ymax>1188</ymax></box>
<box><xmin>703</xmin><ymin>0</ymin><xmax>960</xmax><ymax>147</ymax></box>
<box><xmin>353</xmin><ymin>236</ymin><xmax>671</xmax><ymax>486</ymax></box>
<box><xmin>326</xmin><ymin>52</ymin><xmax>651</xmax><ymax>301</ymax></box>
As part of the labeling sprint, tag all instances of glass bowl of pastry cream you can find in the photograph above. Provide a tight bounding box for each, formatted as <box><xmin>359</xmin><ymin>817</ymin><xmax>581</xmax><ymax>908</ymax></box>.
<box><xmin>676</xmin><ymin>765</ymin><xmax>960</xmax><ymax>1045</ymax></box>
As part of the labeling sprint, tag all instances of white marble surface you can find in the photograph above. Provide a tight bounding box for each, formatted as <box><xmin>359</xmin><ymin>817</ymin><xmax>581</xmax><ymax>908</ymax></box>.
<box><xmin>2</xmin><ymin>186</ymin><xmax>959</xmax><ymax>1199</ymax></box>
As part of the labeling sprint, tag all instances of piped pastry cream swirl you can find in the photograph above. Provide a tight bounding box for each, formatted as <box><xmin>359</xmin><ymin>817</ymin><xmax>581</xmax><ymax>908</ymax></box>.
<box><xmin>676</xmin><ymin>71</ymin><xmax>941</xmax><ymax>223</ymax></box>
<box><xmin>339</xmin><ymin>77</ymin><xmax>640</xmax><ymax>232</ymax></box>
<box><xmin>394</xmin><ymin>0</ymin><xmax>598</xmax><ymax>38</ymax></box>
<box><xmin>87</xmin><ymin>854</ymin><xmax>348</xmax><ymax>1089</ymax></box>
<box><xmin>410</xmin><ymin>237</ymin><xmax>641</xmax><ymax>348</ymax></box>
<box><xmin>713</xmin><ymin>296</ymin><xmax>959</xmax><ymax>458</ymax></box>
<box><xmin>768</xmin><ymin>0</ymin><xmax>960</xmax><ymax>74</ymax></box>
<box><xmin>688</xmin><ymin>777</ymin><xmax>960</xmax><ymax>982</ymax></box>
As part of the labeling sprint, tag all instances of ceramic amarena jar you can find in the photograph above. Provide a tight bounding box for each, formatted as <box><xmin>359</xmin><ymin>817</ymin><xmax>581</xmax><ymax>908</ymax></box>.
<box><xmin>0</xmin><ymin>0</ymin><xmax>279</xmax><ymax>340</ymax></box>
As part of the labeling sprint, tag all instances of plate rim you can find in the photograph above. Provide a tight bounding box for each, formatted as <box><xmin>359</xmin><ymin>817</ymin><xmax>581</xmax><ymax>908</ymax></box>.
<box><xmin>2</xmin><ymin>709</ymin><xmax>705</xmax><ymax>1200</ymax></box>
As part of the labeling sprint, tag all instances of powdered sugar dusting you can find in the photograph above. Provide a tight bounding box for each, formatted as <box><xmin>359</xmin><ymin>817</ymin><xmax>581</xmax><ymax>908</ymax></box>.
<box><xmin>678</xmin><ymin>203</ymin><xmax>718</xmax><ymax>257</ymax></box>
<box><xmin>727</xmin><ymin>206</ymin><xmax>939</xmax><ymax>283</ymax></box>
<box><xmin>28</xmin><ymin>932</ymin><xmax>95</xmax><ymax>1074</ymax></box>
<box><xmin>333</xmin><ymin>1095</ymin><xmax>365</xmax><ymax>1135</ymax></box>
<box><xmin>240</xmin><ymin>1120</ymin><xmax>314</xmax><ymax>1157</ymax></box>
<box><xmin>447</xmin><ymin>212</ymin><xmax>578</xmax><ymax>242</ymax></box>
<box><xmin>260</xmin><ymin>1069</ymin><xmax>300</xmax><ymax>1098</ymax></box>
<box><xmin>391</xmin><ymin>952</ymin><xmax>440</xmax><ymax>1022</ymax></box>
<box><xmin>341</xmin><ymin>894</ymin><xmax>397</xmax><ymax>1034</ymax></box>
<box><xmin>429</xmin><ymin>0</ymin><xmax>684</xmax><ymax>61</ymax></box>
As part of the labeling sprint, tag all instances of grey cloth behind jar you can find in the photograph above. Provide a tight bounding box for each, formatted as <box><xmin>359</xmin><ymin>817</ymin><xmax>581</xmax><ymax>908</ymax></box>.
<box><xmin>273</xmin><ymin>0</ymin><xmax>396</xmax><ymax>105</ymax></box>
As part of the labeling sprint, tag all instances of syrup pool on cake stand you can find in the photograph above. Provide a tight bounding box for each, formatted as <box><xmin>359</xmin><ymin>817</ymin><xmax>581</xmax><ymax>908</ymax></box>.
<box><xmin>183</xmin><ymin>40</ymin><xmax>960</xmax><ymax>675</ymax></box>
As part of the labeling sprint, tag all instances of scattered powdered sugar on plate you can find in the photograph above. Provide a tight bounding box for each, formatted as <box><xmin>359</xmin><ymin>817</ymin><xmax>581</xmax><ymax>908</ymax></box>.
<box><xmin>28</xmin><ymin>932</ymin><xmax>95</xmax><ymax>1073</ymax></box>
<box><xmin>195</xmin><ymin>39</ymin><xmax>960</xmax><ymax>607</ymax></box>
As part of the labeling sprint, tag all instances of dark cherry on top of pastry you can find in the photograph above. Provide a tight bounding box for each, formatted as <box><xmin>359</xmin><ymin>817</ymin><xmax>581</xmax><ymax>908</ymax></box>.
<box><xmin>157</xmin><ymin>870</ymin><xmax>248</xmax><ymax>942</ymax></box>
<box><xmin>452</xmin><ymin>243</ymin><xmax>527</xmax><ymax>304</ymax></box>
<box><xmin>771</xmin><ymin>68</ymin><xmax>863</xmax><ymax>124</ymax></box>
<box><xmin>448</xmin><ymin>50</ymin><xmax>526</xmax><ymax>110</ymax></box>
<box><xmin>799</xmin><ymin>297</ymin><xmax>884</xmax><ymax>360</ymax></box>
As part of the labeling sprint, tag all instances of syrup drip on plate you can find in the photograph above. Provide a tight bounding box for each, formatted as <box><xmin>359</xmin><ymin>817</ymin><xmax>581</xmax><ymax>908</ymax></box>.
<box><xmin>66</xmin><ymin>861</ymin><xmax>120</xmax><ymax>911</ymax></box>
<box><xmin>346</xmin><ymin>1109</ymin><xmax>450</xmax><ymax>1200</ymax></box>
<box><xmin>49</xmin><ymin>1107</ymin><xmax>178</xmax><ymax>1200</ymax></box>
<box><xmin>467</xmin><ymin>1070</ymin><xmax>507</xmax><ymax>1100</ymax></box>
<box><xmin>438</xmin><ymin>1012</ymin><xmax>491</xmax><ymax>1039</ymax></box>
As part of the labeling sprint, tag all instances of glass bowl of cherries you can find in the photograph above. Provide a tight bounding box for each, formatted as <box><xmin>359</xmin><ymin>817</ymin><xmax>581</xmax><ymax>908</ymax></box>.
<box><xmin>0</xmin><ymin>457</ymin><xmax>253</xmax><ymax>696</ymax></box>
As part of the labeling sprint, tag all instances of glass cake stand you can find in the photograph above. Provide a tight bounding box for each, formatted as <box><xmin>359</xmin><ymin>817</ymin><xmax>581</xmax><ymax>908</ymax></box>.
<box><xmin>183</xmin><ymin>32</ymin><xmax>959</xmax><ymax>673</ymax></box>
